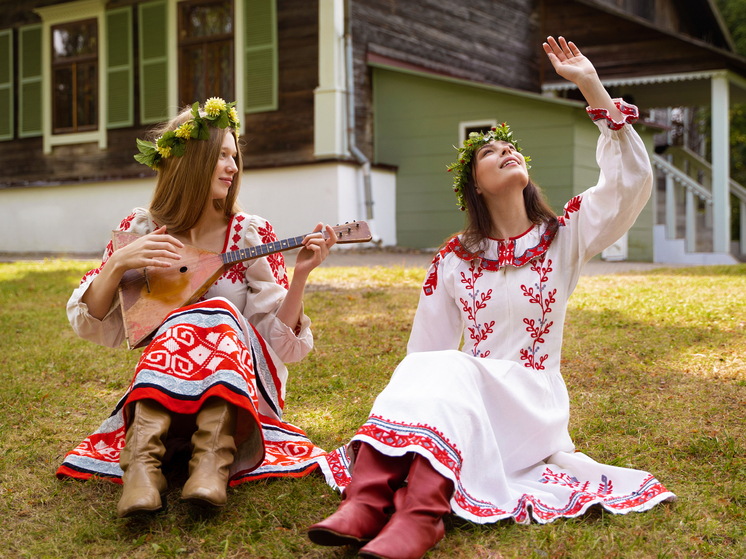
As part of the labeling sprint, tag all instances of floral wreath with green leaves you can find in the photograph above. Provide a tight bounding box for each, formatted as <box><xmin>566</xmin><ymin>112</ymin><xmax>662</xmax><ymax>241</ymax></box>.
<box><xmin>134</xmin><ymin>97</ymin><xmax>241</xmax><ymax>170</ymax></box>
<box><xmin>446</xmin><ymin>123</ymin><xmax>531</xmax><ymax>211</ymax></box>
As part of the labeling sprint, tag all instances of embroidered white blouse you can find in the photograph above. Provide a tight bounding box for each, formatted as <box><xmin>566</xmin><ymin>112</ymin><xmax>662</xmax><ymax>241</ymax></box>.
<box><xmin>67</xmin><ymin>210</ymin><xmax>313</xmax><ymax>375</ymax></box>
<box><xmin>409</xmin><ymin>108</ymin><xmax>652</xmax><ymax>368</ymax></box>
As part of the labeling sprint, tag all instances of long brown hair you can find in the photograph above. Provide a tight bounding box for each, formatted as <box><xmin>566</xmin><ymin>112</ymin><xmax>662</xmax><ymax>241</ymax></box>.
<box><xmin>148</xmin><ymin>106</ymin><xmax>242</xmax><ymax>234</ymax></box>
<box><xmin>458</xmin><ymin>159</ymin><xmax>558</xmax><ymax>255</ymax></box>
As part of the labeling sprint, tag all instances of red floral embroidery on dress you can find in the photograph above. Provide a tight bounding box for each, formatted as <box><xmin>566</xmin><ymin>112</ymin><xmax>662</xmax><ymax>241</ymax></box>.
<box><xmin>540</xmin><ymin>468</ymin><xmax>590</xmax><ymax>492</ymax></box>
<box><xmin>459</xmin><ymin>260</ymin><xmax>494</xmax><ymax>358</ymax></box>
<box><xmin>587</xmin><ymin>99</ymin><xmax>639</xmax><ymax>131</ymax></box>
<box><xmin>257</xmin><ymin>222</ymin><xmax>289</xmax><ymax>289</ymax></box>
<box><xmin>558</xmin><ymin>196</ymin><xmax>582</xmax><ymax>227</ymax></box>
<box><xmin>439</xmin><ymin>229</ymin><xmax>559</xmax><ymax>272</ymax></box>
<box><xmin>519</xmin><ymin>256</ymin><xmax>555</xmax><ymax>370</ymax></box>
<box><xmin>215</xmin><ymin>215</ymin><xmax>249</xmax><ymax>286</ymax></box>
<box><xmin>353</xmin><ymin>416</ymin><xmax>671</xmax><ymax>521</ymax></box>
<box><xmin>423</xmin><ymin>253</ymin><xmax>441</xmax><ymax>296</ymax></box>
<box><xmin>597</xmin><ymin>474</ymin><xmax>613</xmax><ymax>496</ymax></box>
<box><xmin>118</xmin><ymin>213</ymin><xmax>136</xmax><ymax>231</ymax></box>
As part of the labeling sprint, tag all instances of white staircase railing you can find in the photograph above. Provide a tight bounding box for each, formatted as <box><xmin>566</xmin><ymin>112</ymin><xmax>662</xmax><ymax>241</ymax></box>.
<box><xmin>651</xmin><ymin>146</ymin><xmax>746</xmax><ymax>258</ymax></box>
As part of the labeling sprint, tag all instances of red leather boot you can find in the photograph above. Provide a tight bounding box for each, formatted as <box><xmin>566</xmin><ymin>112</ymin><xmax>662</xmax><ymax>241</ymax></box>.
<box><xmin>359</xmin><ymin>454</ymin><xmax>454</xmax><ymax>559</ymax></box>
<box><xmin>308</xmin><ymin>443</ymin><xmax>412</xmax><ymax>546</ymax></box>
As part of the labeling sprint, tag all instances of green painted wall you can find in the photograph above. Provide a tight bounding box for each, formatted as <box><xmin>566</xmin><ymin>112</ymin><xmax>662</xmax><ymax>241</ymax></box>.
<box><xmin>372</xmin><ymin>67</ymin><xmax>654</xmax><ymax>260</ymax></box>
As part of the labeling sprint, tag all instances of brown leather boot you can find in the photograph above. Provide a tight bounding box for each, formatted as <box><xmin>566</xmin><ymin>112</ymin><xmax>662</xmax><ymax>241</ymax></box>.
<box><xmin>359</xmin><ymin>454</ymin><xmax>454</xmax><ymax>559</ymax></box>
<box><xmin>307</xmin><ymin>443</ymin><xmax>412</xmax><ymax>546</ymax></box>
<box><xmin>180</xmin><ymin>398</ymin><xmax>237</xmax><ymax>508</ymax></box>
<box><xmin>116</xmin><ymin>399</ymin><xmax>172</xmax><ymax>518</ymax></box>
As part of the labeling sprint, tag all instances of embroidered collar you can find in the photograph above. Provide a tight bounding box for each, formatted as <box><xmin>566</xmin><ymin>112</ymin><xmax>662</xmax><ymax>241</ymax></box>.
<box><xmin>440</xmin><ymin>222</ymin><xmax>559</xmax><ymax>271</ymax></box>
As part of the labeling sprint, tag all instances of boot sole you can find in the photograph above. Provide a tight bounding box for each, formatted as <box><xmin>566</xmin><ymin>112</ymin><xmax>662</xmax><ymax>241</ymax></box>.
<box><xmin>118</xmin><ymin>494</ymin><xmax>168</xmax><ymax>518</ymax></box>
<box><xmin>307</xmin><ymin>526</ymin><xmax>371</xmax><ymax>547</ymax></box>
<box><xmin>181</xmin><ymin>495</ymin><xmax>227</xmax><ymax>509</ymax></box>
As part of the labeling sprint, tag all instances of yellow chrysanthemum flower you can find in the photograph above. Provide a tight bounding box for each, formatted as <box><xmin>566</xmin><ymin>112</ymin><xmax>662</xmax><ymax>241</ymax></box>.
<box><xmin>229</xmin><ymin>107</ymin><xmax>239</xmax><ymax>124</ymax></box>
<box><xmin>157</xmin><ymin>145</ymin><xmax>172</xmax><ymax>158</ymax></box>
<box><xmin>204</xmin><ymin>97</ymin><xmax>226</xmax><ymax>118</ymax></box>
<box><xmin>175</xmin><ymin>122</ymin><xmax>193</xmax><ymax>140</ymax></box>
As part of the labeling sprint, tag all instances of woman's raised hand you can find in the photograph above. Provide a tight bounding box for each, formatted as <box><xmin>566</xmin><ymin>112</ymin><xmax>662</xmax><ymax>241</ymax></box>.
<box><xmin>543</xmin><ymin>36</ymin><xmax>623</xmax><ymax>122</ymax></box>
<box><xmin>294</xmin><ymin>222</ymin><xmax>337</xmax><ymax>278</ymax></box>
<box><xmin>110</xmin><ymin>225</ymin><xmax>184</xmax><ymax>272</ymax></box>
<box><xmin>542</xmin><ymin>36</ymin><xmax>598</xmax><ymax>87</ymax></box>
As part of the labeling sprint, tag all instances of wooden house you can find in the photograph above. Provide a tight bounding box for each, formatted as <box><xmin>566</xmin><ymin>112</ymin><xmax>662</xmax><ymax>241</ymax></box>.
<box><xmin>1</xmin><ymin>0</ymin><xmax>745</xmax><ymax>263</ymax></box>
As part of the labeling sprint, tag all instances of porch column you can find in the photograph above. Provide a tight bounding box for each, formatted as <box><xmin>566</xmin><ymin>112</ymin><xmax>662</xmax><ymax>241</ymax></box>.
<box><xmin>711</xmin><ymin>74</ymin><xmax>731</xmax><ymax>253</ymax></box>
<box><xmin>314</xmin><ymin>0</ymin><xmax>347</xmax><ymax>158</ymax></box>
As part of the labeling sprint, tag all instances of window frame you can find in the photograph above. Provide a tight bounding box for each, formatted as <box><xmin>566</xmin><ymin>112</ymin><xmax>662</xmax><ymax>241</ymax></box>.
<box><xmin>459</xmin><ymin>119</ymin><xmax>498</xmax><ymax>144</ymax></box>
<box><xmin>177</xmin><ymin>0</ymin><xmax>235</xmax><ymax>107</ymax></box>
<box><xmin>50</xmin><ymin>17</ymin><xmax>99</xmax><ymax>134</ymax></box>
<box><xmin>33</xmin><ymin>0</ymin><xmax>108</xmax><ymax>154</ymax></box>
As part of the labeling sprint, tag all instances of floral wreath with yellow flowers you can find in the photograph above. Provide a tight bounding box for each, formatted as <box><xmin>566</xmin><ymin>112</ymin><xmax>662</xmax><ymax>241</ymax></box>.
<box><xmin>134</xmin><ymin>97</ymin><xmax>241</xmax><ymax>170</ymax></box>
<box><xmin>446</xmin><ymin>122</ymin><xmax>531</xmax><ymax>211</ymax></box>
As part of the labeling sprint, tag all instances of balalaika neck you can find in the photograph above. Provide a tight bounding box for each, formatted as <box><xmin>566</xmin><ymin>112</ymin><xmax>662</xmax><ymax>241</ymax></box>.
<box><xmin>220</xmin><ymin>232</ymin><xmax>323</xmax><ymax>266</ymax></box>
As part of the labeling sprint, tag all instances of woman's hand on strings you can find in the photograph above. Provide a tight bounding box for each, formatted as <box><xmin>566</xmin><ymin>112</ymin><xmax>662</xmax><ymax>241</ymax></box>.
<box><xmin>294</xmin><ymin>223</ymin><xmax>337</xmax><ymax>278</ymax></box>
<box><xmin>110</xmin><ymin>226</ymin><xmax>184</xmax><ymax>272</ymax></box>
<box><xmin>542</xmin><ymin>36</ymin><xmax>598</xmax><ymax>88</ymax></box>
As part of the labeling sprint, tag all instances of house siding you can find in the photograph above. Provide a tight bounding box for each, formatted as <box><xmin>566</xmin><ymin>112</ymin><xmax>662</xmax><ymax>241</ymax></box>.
<box><xmin>352</xmin><ymin>0</ymin><xmax>542</xmax><ymax>162</ymax></box>
<box><xmin>373</xmin><ymin>66</ymin><xmax>654</xmax><ymax>260</ymax></box>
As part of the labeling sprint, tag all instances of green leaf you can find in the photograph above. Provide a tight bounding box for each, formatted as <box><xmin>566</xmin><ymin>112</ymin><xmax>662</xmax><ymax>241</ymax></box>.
<box><xmin>192</xmin><ymin>118</ymin><xmax>210</xmax><ymax>140</ymax></box>
<box><xmin>191</xmin><ymin>101</ymin><xmax>200</xmax><ymax>118</ymax></box>
<box><xmin>217</xmin><ymin>111</ymin><xmax>229</xmax><ymax>129</ymax></box>
<box><xmin>171</xmin><ymin>140</ymin><xmax>186</xmax><ymax>157</ymax></box>
<box><xmin>136</xmin><ymin>138</ymin><xmax>156</xmax><ymax>155</ymax></box>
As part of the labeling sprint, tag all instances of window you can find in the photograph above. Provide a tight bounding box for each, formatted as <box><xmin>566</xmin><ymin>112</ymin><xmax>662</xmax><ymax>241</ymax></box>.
<box><xmin>179</xmin><ymin>0</ymin><xmax>234</xmax><ymax>106</ymax></box>
<box><xmin>51</xmin><ymin>19</ymin><xmax>98</xmax><ymax>133</ymax></box>
<box><xmin>459</xmin><ymin>120</ymin><xmax>498</xmax><ymax>143</ymax></box>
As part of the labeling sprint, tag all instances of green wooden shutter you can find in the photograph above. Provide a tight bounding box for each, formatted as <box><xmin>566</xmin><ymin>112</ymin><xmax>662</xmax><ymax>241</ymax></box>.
<box><xmin>138</xmin><ymin>0</ymin><xmax>169</xmax><ymax>123</ymax></box>
<box><xmin>19</xmin><ymin>24</ymin><xmax>42</xmax><ymax>138</ymax></box>
<box><xmin>244</xmin><ymin>0</ymin><xmax>277</xmax><ymax>113</ymax></box>
<box><xmin>0</xmin><ymin>29</ymin><xmax>12</xmax><ymax>141</ymax></box>
<box><xmin>107</xmin><ymin>7</ymin><xmax>133</xmax><ymax>128</ymax></box>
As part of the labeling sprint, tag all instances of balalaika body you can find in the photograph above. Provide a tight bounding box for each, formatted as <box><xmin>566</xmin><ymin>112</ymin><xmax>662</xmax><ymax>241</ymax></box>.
<box><xmin>113</xmin><ymin>221</ymin><xmax>371</xmax><ymax>349</ymax></box>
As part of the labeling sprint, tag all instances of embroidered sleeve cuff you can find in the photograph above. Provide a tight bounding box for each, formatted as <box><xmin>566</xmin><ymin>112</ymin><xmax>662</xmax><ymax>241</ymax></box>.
<box><xmin>586</xmin><ymin>99</ymin><xmax>639</xmax><ymax>131</ymax></box>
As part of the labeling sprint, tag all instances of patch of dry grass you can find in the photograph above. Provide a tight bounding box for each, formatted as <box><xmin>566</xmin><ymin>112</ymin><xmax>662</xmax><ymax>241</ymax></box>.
<box><xmin>0</xmin><ymin>260</ymin><xmax>744</xmax><ymax>558</ymax></box>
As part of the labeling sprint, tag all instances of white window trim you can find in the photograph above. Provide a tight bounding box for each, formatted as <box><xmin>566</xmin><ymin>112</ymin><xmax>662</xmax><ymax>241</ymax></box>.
<box><xmin>458</xmin><ymin>119</ymin><xmax>497</xmax><ymax>143</ymax></box>
<box><xmin>34</xmin><ymin>0</ymin><xmax>107</xmax><ymax>154</ymax></box>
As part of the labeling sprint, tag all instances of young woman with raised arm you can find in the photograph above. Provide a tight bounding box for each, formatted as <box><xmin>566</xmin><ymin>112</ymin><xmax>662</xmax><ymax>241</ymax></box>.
<box><xmin>308</xmin><ymin>37</ymin><xmax>675</xmax><ymax>559</ymax></box>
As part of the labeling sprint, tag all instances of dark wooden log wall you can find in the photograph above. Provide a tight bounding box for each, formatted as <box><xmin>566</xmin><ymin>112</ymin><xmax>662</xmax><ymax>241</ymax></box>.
<box><xmin>350</xmin><ymin>0</ymin><xmax>543</xmax><ymax>161</ymax></box>
<box><xmin>0</xmin><ymin>0</ymin><xmax>318</xmax><ymax>186</ymax></box>
<box><xmin>240</xmin><ymin>0</ymin><xmax>318</xmax><ymax>168</ymax></box>
<box><xmin>542</xmin><ymin>0</ymin><xmax>746</xmax><ymax>85</ymax></box>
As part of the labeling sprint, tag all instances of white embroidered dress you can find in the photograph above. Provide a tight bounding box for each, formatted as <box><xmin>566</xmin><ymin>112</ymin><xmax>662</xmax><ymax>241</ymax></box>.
<box><xmin>336</xmin><ymin>105</ymin><xmax>676</xmax><ymax>524</ymax></box>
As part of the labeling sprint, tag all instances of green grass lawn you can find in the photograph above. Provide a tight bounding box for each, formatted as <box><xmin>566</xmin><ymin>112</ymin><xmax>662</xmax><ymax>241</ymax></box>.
<box><xmin>0</xmin><ymin>260</ymin><xmax>744</xmax><ymax>558</ymax></box>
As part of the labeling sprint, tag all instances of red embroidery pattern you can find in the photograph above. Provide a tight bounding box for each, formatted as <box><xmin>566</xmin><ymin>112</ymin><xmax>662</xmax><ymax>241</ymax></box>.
<box><xmin>324</xmin><ymin>447</ymin><xmax>352</xmax><ymax>489</ymax></box>
<box><xmin>423</xmin><ymin>253</ymin><xmax>441</xmax><ymax>296</ymax></box>
<box><xmin>459</xmin><ymin>261</ymin><xmax>494</xmax><ymax>358</ymax></box>
<box><xmin>563</xmin><ymin>195</ymin><xmax>582</xmax><ymax>219</ymax></box>
<box><xmin>557</xmin><ymin>196</ymin><xmax>582</xmax><ymax>227</ymax></box>
<box><xmin>434</xmin><ymin>229</ymin><xmax>559</xmax><ymax>273</ymax></box>
<box><xmin>216</xmin><ymin>215</ymin><xmax>247</xmax><ymax>286</ymax></box>
<box><xmin>540</xmin><ymin>468</ymin><xmax>590</xmax><ymax>492</ymax></box>
<box><xmin>257</xmin><ymin>221</ymin><xmax>289</xmax><ymax>289</ymax></box>
<box><xmin>587</xmin><ymin>99</ymin><xmax>639</xmax><ymax>131</ymax></box>
<box><xmin>598</xmin><ymin>474</ymin><xmax>614</xmax><ymax>496</ymax></box>
<box><xmin>353</xmin><ymin>416</ymin><xmax>672</xmax><ymax>522</ymax></box>
<box><xmin>519</xmin><ymin>256</ymin><xmax>555</xmax><ymax>370</ymax></box>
